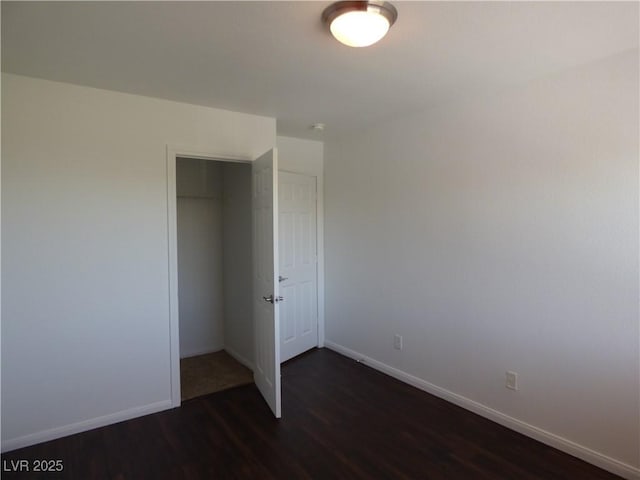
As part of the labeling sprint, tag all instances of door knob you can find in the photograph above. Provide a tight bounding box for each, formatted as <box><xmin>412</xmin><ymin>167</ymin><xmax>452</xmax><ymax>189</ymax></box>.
<box><xmin>278</xmin><ymin>275</ymin><xmax>288</xmax><ymax>283</ymax></box>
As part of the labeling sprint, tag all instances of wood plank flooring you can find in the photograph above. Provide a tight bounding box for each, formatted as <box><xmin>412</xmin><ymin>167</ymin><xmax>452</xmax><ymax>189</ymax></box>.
<box><xmin>1</xmin><ymin>348</ymin><xmax>622</xmax><ymax>479</ymax></box>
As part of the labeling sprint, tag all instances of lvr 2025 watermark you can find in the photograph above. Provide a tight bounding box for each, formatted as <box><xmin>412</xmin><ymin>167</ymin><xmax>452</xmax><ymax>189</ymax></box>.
<box><xmin>3</xmin><ymin>459</ymin><xmax>64</xmax><ymax>473</ymax></box>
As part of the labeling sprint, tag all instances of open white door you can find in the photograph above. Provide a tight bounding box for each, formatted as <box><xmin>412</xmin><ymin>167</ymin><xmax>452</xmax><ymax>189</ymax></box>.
<box><xmin>252</xmin><ymin>148</ymin><xmax>282</xmax><ymax>418</ymax></box>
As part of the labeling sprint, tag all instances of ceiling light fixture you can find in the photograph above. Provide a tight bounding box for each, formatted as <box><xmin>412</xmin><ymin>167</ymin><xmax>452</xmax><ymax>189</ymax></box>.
<box><xmin>322</xmin><ymin>1</ymin><xmax>397</xmax><ymax>48</ymax></box>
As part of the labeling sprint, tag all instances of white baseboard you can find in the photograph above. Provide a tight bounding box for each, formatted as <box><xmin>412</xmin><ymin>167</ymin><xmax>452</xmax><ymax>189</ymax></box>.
<box><xmin>324</xmin><ymin>340</ymin><xmax>640</xmax><ymax>480</ymax></box>
<box><xmin>180</xmin><ymin>344</ymin><xmax>225</xmax><ymax>359</ymax></box>
<box><xmin>224</xmin><ymin>345</ymin><xmax>255</xmax><ymax>372</ymax></box>
<box><xmin>1</xmin><ymin>399</ymin><xmax>173</xmax><ymax>453</ymax></box>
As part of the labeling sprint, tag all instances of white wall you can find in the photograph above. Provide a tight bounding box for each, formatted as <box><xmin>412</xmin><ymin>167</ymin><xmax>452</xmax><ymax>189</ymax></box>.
<box><xmin>324</xmin><ymin>51</ymin><xmax>639</xmax><ymax>477</ymax></box>
<box><xmin>177</xmin><ymin>159</ymin><xmax>225</xmax><ymax>358</ymax></box>
<box><xmin>276</xmin><ymin>136</ymin><xmax>325</xmax><ymax>346</ymax></box>
<box><xmin>277</xmin><ymin>136</ymin><xmax>323</xmax><ymax>177</ymax></box>
<box><xmin>221</xmin><ymin>162</ymin><xmax>254</xmax><ymax>367</ymax></box>
<box><xmin>1</xmin><ymin>73</ymin><xmax>275</xmax><ymax>450</ymax></box>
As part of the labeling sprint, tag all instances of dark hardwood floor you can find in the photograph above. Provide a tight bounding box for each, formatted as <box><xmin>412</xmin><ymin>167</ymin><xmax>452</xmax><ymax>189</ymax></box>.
<box><xmin>2</xmin><ymin>348</ymin><xmax>622</xmax><ymax>479</ymax></box>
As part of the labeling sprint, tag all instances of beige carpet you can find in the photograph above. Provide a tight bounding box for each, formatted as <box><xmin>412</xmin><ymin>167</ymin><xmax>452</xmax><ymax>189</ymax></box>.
<box><xmin>180</xmin><ymin>350</ymin><xmax>253</xmax><ymax>401</ymax></box>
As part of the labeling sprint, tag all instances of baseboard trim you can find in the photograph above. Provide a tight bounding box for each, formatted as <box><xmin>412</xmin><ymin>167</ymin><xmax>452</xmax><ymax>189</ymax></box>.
<box><xmin>324</xmin><ymin>341</ymin><xmax>639</xmax><ymax>480</ymax></box>
<box><xmin>180</xmin><ymin>345</ymin><xmax>225</xmax><ymax>359</ymax></box>
<box><xmin>1</xmin><ymin>399</ymin><xmax>173</xmax><ymax>453</ymax></box>
<box><xmin>224</xmin><ymin>345</ymin><xmax>255</xmax><ymax>372</ymax></box>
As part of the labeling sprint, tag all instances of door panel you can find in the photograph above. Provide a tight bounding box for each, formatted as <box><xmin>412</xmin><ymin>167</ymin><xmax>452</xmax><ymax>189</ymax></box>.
<box><xmin>279</xmin><ymin>172</ymin><xmax>318</xmax><ymax>362</ymax></box>
<box><xmin>252</xmin><ymin>149</ymin><xmax>281</xmax><ymax>418</ymax></box>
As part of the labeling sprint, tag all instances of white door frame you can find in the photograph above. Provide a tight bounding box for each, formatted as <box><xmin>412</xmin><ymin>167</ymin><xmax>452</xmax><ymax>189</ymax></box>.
<box><xmin>166</xmin><ymin>145</ymin><xmax>252</xmax><ymax>408</ymax></box>
<box><xmin>166</xmin><ymin>146</ymin><xmax>325</xmax><ymax>408</ymax></box>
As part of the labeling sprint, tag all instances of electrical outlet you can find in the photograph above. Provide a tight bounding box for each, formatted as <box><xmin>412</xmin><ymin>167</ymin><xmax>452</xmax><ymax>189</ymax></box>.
<box><xmin>394</xmin><ymin>334</ymin><xmax>403</xmax><ymax>350</ymax></box>
<box><xmin>506</xmin><ymin>371</ymin><xmax>518</xmax><ymax>391</ymax></box>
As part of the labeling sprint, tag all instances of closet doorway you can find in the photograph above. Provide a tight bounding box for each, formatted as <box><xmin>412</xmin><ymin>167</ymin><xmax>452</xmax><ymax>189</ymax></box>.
<box><xmin>176</xmin><ymin>157</ymin><xmax>254</xmax><ymax>401</ymax></box>
<box><xmin>169</xmin><ymin>150</ymin><xmax>321</xmax><ymax>414</ymax></box>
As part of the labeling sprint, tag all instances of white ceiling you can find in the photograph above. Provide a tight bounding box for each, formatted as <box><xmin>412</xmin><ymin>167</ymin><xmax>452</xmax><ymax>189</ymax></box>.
<box><xmin>2</xmin><ymin>1</ymin><xmax>638</xmax><ymax>139</ymax></box>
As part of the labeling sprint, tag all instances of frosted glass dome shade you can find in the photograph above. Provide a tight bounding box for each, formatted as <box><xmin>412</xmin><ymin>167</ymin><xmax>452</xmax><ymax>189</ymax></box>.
<box><xmin>323</xmin><ymin>2</ymin><xmax>397</xmax><ymax>48</ymax></box>
<box><xmin>330</xmin><ymin>10</ymin><xmax>389</xmax><ymax>47</ymax></box>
